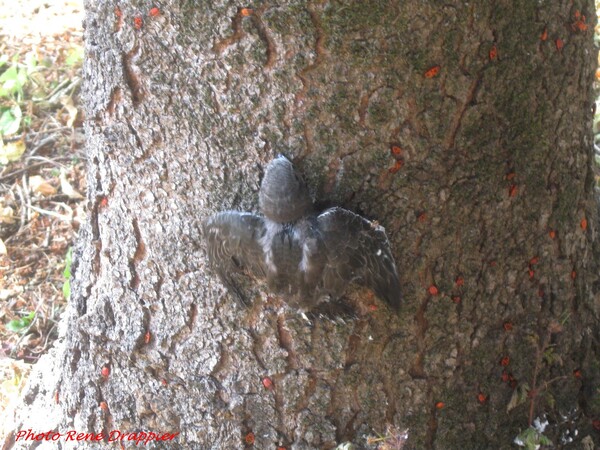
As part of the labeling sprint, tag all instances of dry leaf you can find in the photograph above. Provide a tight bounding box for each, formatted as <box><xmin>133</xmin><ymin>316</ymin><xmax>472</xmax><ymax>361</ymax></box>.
<box><xmin>0</xmin><ymin>206</ymin><xmax>16</xmax><ymax>224</ymax></box>
<box><xmin>0</xmin><ymin>286</ymin><xmax>23</xmax><ymax>300</ymax></box>
<box><xmin>60</xmin><ymin>95</ymin><xmax>78</xmax><ymax>128</ymax></box>
<box><xmin>0</xmin><ymin>138</ymin><xmax>26</xmax><ymax>165</ymax></box>
<box><xmin>60</xmin><ymin>169</ymin><xmax>84</xmax><ymax>199</ymax></box>
<box><xmin>29</xmin><ymin>175</ymin><xmax>56</xmax><ymax>196</ymax></box>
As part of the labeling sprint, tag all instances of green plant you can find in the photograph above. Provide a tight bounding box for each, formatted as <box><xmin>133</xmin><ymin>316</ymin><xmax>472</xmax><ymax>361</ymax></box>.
<box><xmin>366</xmin><ymin>426</ymin><xmax>409</xmax><ymax>449</ymax></box>
<box><xmin>62</xmin><ymin>247</ymin><xmax>72</xmax><ymax>299</ymax></box>
<box><xmin>65</xmin><ymin>45</ymin><xmax>84</xmax><ymax>67</ymax></box>
<box><xmin>334</xmin><ymin>444</ymin><xmax>355</xmax><ymax>450</ymax></box>
<box><xmin>6</xmin><ymin>311</ymin><xmax>35</xmax><ymax>333</ymax></box>
<box><xmin>508</xmin><ymin>321</ymin><xmax>571</xmax><ymax>448</ymax></box>
<box><xmin>0</xmin><ymin>51</ymin><xmax>38</xmax><ymax>138</ymax></box>
<box><xmin>514</xmin><ymin>426</ymin><xmax>552</xmax><ymax>450</ymax></box>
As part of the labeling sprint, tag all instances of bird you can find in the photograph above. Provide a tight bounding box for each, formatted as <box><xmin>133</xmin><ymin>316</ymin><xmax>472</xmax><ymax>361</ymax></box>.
<box><xmin>203</xmin><ymin>155</ymin><xmax>401</xmax><ymax>311</ymax></box>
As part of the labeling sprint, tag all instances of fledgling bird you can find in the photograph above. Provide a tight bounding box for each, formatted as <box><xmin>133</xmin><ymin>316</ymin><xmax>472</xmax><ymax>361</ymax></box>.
<box><xmin>203</xmin><ymin>155</ymin><xmax>401</xmax><ymax>311</ymax></box>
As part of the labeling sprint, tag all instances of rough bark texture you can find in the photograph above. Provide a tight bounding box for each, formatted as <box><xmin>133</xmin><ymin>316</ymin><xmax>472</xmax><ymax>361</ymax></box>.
<box><xmin>3</xmin><ymin>1</ymin><xmax>600</xmax><ymax>449</ymax></box>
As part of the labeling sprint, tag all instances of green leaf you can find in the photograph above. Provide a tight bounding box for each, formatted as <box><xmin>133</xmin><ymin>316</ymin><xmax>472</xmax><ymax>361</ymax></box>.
<box><xmin>62</xmin><ymin>279</ymin><xmax>71</xmax><ymax>299</ymax></box>
<box><xmin>63</xmin><ymin>247</ymin><xmax>72</xmax><ymax>279</ymax></box>
<box><xmin>6</xmin><ymin>311</ymin><xmax>35</xmax><ymax>332</ymax></box>
<box><xmin>65</xmin><ymin>46</ymin><xmax>84</xmax><ymax>67</ymax></box>
<box><xmin>507</xmin><ymin>382</ymin><xmax>530</xmax><ymax>412</ymax></box>
<box><xmin>63</xmin><ymin>247</ymin><xmax>72</xmax><ymax>299</ymax></box>
<box><xmin>0</xmin><ymin>63</ymin><xmax>17</xmax><ymax>83</ymax></box>
<box><xmin>0</xmin><ymin>60</ymin><xmax>29</xmax><ymax>99</ymax></box>
<box><xmin>515</xmin><ymin>427</ymin><xmax>553</xmax><ymax>449</ymax></box>
<box><xmin>0</xmin><ymin>65</ymin><xmax>19</xmax><ymax>97</ymax></box>
<box><xmin>0</xmin><ymin>105</ymin><xmax>22</xmax><ymax>136</ymax></box>
<box><xmin>24</xmin><ymin>52</ymin><xmax>37</xmax><ymax>74</ymax></box>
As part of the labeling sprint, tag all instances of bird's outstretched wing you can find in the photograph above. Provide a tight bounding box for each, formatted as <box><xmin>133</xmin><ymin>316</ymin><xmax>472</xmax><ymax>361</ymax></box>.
<box><xmin>202</xmin><ymin>211</ymin><xmax>267</xmax><ymax>305</ymax></box>
<box><xmin>317</xmin><ymin>207</ymin><xmax>401</xmax><ymax>309</ymax></box>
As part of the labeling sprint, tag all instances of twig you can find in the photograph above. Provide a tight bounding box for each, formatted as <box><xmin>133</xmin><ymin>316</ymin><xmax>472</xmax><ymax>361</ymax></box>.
<box><xmin>25</xmin><ymin>204</ymin><xmax>72</xmax><ymax>221</ymax></box>
<box><xmin>26</xmin><ymin>155</ymin><xmax>69</xmax><ymax>169</ymax></box>
<box><xmin>527</xmin><ymin>329</ymin><xmax>557</xmax><ymax>426</ymax></box>
<box><xmin>28</xmin><ymin>135</ymin><xmax>57</xmax><ymax>157</ymax></box>
<box><xmin>13</xmin><ymin>183</ymin><xmax>27</xmax><ymax>237</ymax></box>
<box><xmin>21</xmin><ymin>173</ymin><xmax>32</xmax><ymax>222</ymax></box>
<box><xmin>0</xmin><ymin>156</ymin><xmax>75</xmax><ymax>183</ymax></box>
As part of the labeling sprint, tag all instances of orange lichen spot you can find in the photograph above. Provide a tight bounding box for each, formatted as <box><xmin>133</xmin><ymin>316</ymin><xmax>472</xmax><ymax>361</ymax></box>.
<box><xmin>240</xmin><ymin>8</ymin><xmax>253</xmax><ymax>17</ymax></box>
<box><xmin>388</xmin><ymin>160</ymin><xmax>404</xmax><ymax>174</ymax></box>
<box><xmin>424</xmin><ymin>65</ymin><xmax>441</xmax><ymax>78</ymax></box>
<box><xmin>581</xmin><ymin>218</ymin><xmax>588</xmax><ymax>230</ymax></box>
<box><xmin>390</xmin><ymin>145</ymin><xmax>402</xmax><ymax>157</ymax></box>
<box><xmin>455</xmin><ymin>276</ymin><xmax>464</xmax><ymax>287</ymax></box>
<box><xmin>503</xmin><ymin>321</ymin><xmax>513</xmax><ymax>331</ymax></box>
<box><xmin>245</xmin><ymin>432</ymin><xmax>255</xmax><ymax>445</ymax></box>
<box><xmin>99</xmin><ymin>196</ymin><xmax>109</xmax><ymax>208</ymax></box>
<box><xmin>368</xmin><ymin>304</ymin><xmax>378</xmax><ymax>312</ymax></box>
<box><xmin>144</xmin><ymin>331</ymin><xmax>151</xmax><ymax>344</ymax></box>
<box><xmin>417</xmin><ymin>212</ymin><xmax>427</xmax><ymax>223</ymax></box>
<box><xmin>262</xmin><ymin>377</ymin><xmax>274</xmax><ymax>390</ymax></box>
<box><xmin>529</xmin><ymin>257</ymin><xmax>539</xmax><ymax>265</ymax></box>
<box><xmin>55</xmin><ymin>390</ymin><xmax>59</xmax><ymax>404</ymax></box>
<box><xmin>505</xmin><ymin>172</ymin><xmax>516</xmax><ymax>181</ymax></box>
<box><xmin>101</xmin><ymin>365</ymin><xmax>110</xmax><ymax>378</ymax></box>
<box><xmin>428</xmin><ymin>285</ymin><xmax>439</xmax><ymax>296</ymax></box>
<box><xmin>501</xmin><ymin>371</ymin><xmax>510</xmax><ymax>382</ymax></box>
<box><xmin>149</xmin><ymin>7</ymin><xmax>160</xmax><ymax>17</ymax></box>
<box><xmin>477</xmin><ymin>392</ymin><xmax>488</xmax><ymax>404</ymax></box>
<box><xmin>571</xmin><ymin>270</ymin><xmax>577</xmax><ymax>280</ymax></box>
<box><xmin>115</xmin><ymin>6</ymin><xmax>122</xmax><ymax>18</ymax></box>
<box><xmin>528</xmin><ymin>269</ymin><xmax>534</xmax><ymax>280</ymax></box>
<box><xmin>134</xmin><ymin>16</ymin><xmax>143</xmax><ymax>30</ymax></box>
<box><xmin>540</xmin><ymin>27</ymin><xmax>548</xmax><ymax>41</ymax></box>
<box><xmin>489</xmin><ymin>45</ymin><xmax>498</xmax><ymax>60</ymax></box>
<box><xmin>161</xmin><ymin>378</ymin><xmax>168</xmax><ymax>386</ymax></box>
<box><xmin>573</xmin><ymin>368</ymin><xmax>582</xmax><ymax>379</ymax></box>
<box><xmin>500</xmin><ymin>356</ymin><xmax>510</xmax><ymax>367</ymax></box>
<box><xmin>571</xmin><ymin>11</ymin><xmax>588</xmax><ymax>32</ymax></box>
<box><xmin>548</xmin><ymin>229</ymin><xmax>556</xmax><ymax>239</ymax></box>
<box><xmin>555</xmin><ymin>38</ymin><xmax>564</xmax><ymax>51</ymax></box>
<box><xmin>451</xmin><ymin>296</ymin><xmax>461</xmax><ymax>304</ymax></box>
<box><xmin>100</xmin><ymin>401</ymin><xmax>108</xmax><ymax>411</ymax></box>
<box><xmin>435</xmin><ymin>401</ymin><xmax>445</xmax><ymax>409</ymax></box>
<box><xmin>508</xmin><ymin>184</ymin><xmax>518</xmax><ymax>197</ymax></box>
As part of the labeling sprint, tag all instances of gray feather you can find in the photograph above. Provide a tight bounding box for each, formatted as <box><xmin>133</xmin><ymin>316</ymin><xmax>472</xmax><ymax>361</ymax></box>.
<box><xmin>317</xmin><ymin>207</ymin><xmax>401</xmax><ymax>309</ymax></box>
<box><xmin>203</xmin><ymin>156</ymin><xmax>401</xmax><ymax>311</ymax></box>
<box><xmin>203</xmin><ymin>211</ymin><xmax>267</xmax><ymax>305</ymax></box>
<box><xmin>259</xmin><ymin>155</ymin><xmax>312</xmax><ymax>223</ymax></box>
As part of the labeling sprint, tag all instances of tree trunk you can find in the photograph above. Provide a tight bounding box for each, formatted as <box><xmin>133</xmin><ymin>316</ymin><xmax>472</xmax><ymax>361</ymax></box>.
<box><xmin>4</xmin><ymin>1</ymin><xmax>600</xmax><ymax>449</ymax></box>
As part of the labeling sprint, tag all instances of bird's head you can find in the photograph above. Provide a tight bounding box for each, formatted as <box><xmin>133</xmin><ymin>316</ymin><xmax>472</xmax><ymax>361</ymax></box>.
<box><xmin>259</xmin><ymin>155</ymin><xmax>313</xmax><ymax>224</ymax></box>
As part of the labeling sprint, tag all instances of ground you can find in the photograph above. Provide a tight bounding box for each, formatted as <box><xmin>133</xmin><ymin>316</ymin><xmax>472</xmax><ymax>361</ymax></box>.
<box><xmin>0</xmin><ymin>0</ymin><xmax>84</xmax><ymax>428</ymax></box>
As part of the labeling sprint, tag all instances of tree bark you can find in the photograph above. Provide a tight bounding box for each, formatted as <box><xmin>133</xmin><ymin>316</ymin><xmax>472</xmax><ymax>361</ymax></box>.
<box><xmin>3</xmin><ymin>1</ymin><xmax>600</xmax><ymax>449</ymax></box>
